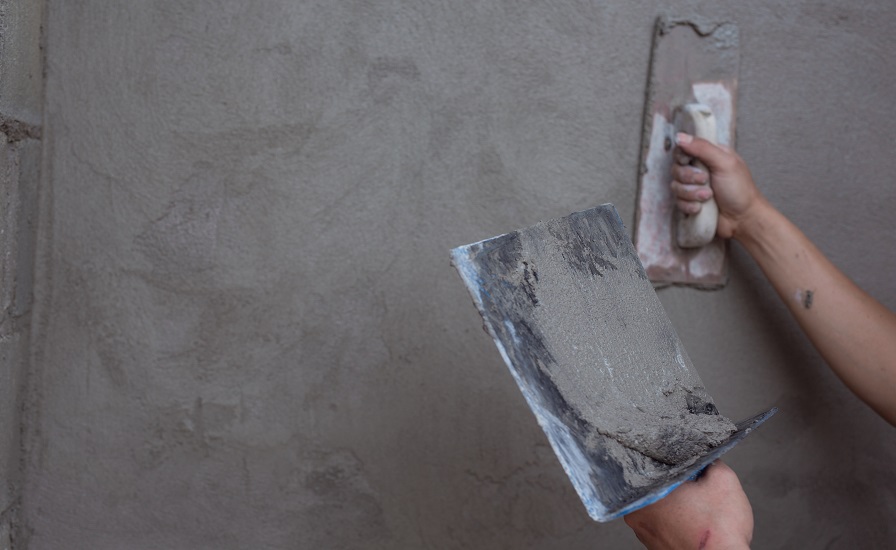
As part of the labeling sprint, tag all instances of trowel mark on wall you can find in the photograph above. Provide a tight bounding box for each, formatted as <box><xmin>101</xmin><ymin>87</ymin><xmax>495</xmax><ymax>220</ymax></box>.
<box><xmin>134</xmin><ymin>193</ymin><xmax>222</xmax><ymax>279</ymax></box>
<box><xmin>294</xmin><ymin>448</ymin><xmax>392</xmax><ymax>546</ymax></box>
<box><xmin>136</xmin><ymin>397</ymin><xmax>241</xmax><ymax>469</ymax></box>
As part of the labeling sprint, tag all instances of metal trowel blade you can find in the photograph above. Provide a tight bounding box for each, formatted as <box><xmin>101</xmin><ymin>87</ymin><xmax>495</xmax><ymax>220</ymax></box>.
<box><xmin>451</xmin><ymin>204</ymin><xmax>774</xmax><ymax>521</ymax></box>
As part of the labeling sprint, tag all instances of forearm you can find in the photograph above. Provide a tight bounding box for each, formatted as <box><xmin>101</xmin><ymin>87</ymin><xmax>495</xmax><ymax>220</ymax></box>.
<box><xmin>735</xmin><ymin>200</ymin><xmax>896</xmax><ymax>425</ymax></box>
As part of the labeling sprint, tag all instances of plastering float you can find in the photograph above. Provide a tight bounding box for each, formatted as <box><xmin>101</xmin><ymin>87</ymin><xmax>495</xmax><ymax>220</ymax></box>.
<box><xmin>450</xmin><ymin>204</ymin><xmax>775</xmax><ymax>521</ymax></box>
<box><xmin>634</xmin><ymin>16</ymin><xmax>740</xmax><ymax>288</ymax></box>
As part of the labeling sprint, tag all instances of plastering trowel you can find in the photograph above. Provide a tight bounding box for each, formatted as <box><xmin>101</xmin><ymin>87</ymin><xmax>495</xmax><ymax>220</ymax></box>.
<box><xmin>450</xmin><ymin>204</ymin><xmax>775</xmax><ymax>521</ymax></box>
<box><xmin>634</xmin><ymin>16</ymin><xmax>740</xmax><ymax>288</ymax></box>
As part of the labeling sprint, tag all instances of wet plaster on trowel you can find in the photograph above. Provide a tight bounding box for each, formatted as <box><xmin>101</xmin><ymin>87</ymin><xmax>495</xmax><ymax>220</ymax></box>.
<box><xmin>516</xmin><ymin>210</ymin><xmax>736</xmax><ymax>485</ymax></box>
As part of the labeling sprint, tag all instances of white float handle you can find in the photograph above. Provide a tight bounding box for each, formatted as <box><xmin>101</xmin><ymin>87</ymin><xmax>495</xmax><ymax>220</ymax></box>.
<box><xmin>676</xmin><ymin>104</ymin><xmax>719</xmax><ymax>249</ymax></box>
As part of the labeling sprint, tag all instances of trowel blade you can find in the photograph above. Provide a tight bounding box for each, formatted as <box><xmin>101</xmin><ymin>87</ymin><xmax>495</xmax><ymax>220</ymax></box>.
<box><xmin>451</xmin><ymin>204</ymin><xmax>774</xmax><ymax>521</ymax></box>
<box><xmin>634</xmin><ymin>16</ymin><xmax>740</xmax><ymax>288</ymax></box>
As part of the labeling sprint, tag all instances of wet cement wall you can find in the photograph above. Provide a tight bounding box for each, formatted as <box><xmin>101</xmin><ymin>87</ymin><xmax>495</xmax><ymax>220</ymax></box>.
<box><xmin>0</xmin><ymin>1</ymin><xmax>43</xmax><ymax>547</ymax></box>
<box><xmin>17</xmin><ymin>1</ymin><xmax>896</xmax><ymax>548</ymax></box>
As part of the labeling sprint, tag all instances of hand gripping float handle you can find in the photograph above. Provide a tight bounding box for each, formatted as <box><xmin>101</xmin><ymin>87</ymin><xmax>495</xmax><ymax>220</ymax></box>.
<box><xmin>676</xmin><ymin>104</ymin><xmax>718</xmax><ymax>249</ymax></box>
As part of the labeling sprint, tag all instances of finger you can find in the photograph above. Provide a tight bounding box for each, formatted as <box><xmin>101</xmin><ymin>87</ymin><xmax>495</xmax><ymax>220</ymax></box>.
<box><xmin>672</xmin><ymin>181</ymin><xmax>713</xmax><ymax>202</ymax></box>
<box><xmin>697</xmin><ymin>460</ymin><xmax>737</xmax><ymax>486</ymax></box>
<box><xmin>706</xmin><ymin>460</ymin><xmax>735</xmax><ymax>476</ymax></box>
<box><xmin>677</xmin><ymin>199</ymin><xmax>702</xmax><ymax>215</ymax></box>
<box><xmin>676</xmin><ymin>133</ymin><xmax>734</xmax><ymax>172</ymax></box>
<box><xmin>674</xmin><ymin>148</ymin><xmax>693</xmax><ymax>166</ymax></box>
<box><xmin>671</xmin><ymin>164</ymin><xmax>709</xmax><ymax>185</ymax></box>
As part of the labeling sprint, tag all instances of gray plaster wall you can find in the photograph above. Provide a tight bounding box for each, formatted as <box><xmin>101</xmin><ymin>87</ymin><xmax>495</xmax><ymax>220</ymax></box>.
<box><xmin>0</xmin><ymin>0</ymin><xmax>43</xmax><ymax>548</ymax></box>
<box><xmin>17</xmin><ymin>1</ymin><xmax>896</xmax><ymax>548</ymax></box>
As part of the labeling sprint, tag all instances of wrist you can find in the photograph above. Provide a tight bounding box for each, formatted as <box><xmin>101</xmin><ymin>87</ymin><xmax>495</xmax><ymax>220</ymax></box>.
<box><xmin>730</xmin><ymin>196</ymin><xmax>777</xmax><ymax>246</ymax></box>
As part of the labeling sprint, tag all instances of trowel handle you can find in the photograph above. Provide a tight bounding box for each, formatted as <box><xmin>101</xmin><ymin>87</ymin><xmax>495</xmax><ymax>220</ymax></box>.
<box><xmin>676</xmin><ymin>104</ymin><xmax>719</xmax><ymax>249</ymax></box>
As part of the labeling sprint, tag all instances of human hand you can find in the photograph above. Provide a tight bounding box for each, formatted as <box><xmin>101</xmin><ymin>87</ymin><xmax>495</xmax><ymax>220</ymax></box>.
<box><xmin>670</xmin><ymin>133</ymin><xmax>768</xmax><ymax>241</ymax></box>
<box><xmin>624</xmin><ymin>461</ymin><xmax>753</xmax><ymax>550</ymax></box>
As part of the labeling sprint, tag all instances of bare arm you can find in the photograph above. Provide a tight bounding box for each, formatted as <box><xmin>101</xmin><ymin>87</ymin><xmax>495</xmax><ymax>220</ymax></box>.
<box><xmin>673</xmin><ymin>133</ymin><xmax>896</xmax><ymax>426</ymax></box>
<box><xmin>624</xmin><ymin>461</ymin><xmax>752</xmax><ymax>550</ymax></box>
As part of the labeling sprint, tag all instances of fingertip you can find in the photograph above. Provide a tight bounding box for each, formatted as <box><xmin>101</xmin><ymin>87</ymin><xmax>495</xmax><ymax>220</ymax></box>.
<box><xmin>691</xmin><ymin>168</ymin><xmax>709</xmax><ymax>185</ymax></box>
<box><xmin>696</xmin><ymin>187</ymin><xmax>713</xmax><ymax>201</ymax></box>
<box><xmin>676</xmin><ymin>132</ymin><xmax>693</xmax><ymax>145</ymax></box>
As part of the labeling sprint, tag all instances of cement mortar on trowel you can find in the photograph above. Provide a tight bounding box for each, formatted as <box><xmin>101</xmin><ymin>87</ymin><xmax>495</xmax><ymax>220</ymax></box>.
<box><xmin>518</xmin><ymin>217</ymin><xmax>736</xmax><ymax>484</ymax></box>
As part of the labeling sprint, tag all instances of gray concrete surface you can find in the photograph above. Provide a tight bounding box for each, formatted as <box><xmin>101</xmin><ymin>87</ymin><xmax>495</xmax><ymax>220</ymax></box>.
<box><xmin>0</xmin><ymin>1</ymin><xmax>43</xmax><ymax>548</ymax></box>
<box><xmin>15</xmin><ymin>1</ymin><xmax>896</xmax><ymax>548</ymax></box>
<box><xmin>0</xmin><ymin>1</ymin><xmax>43</xmax><ymax>127</ymax></box>
<box><xmin>0</xmin><ymin>136</ymin><xmax>40</xmax><ymax>550</ymax></box>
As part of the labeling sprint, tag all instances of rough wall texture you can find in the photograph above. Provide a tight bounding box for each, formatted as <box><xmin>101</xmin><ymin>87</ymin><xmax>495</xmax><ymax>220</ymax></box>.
<box><xmin>19</xmin><ymin>1</ymin><xmax>896</xmax><ymax>549</ymax></box>
<box><xmin>0</xmin><ymin>1</ymin><xmax>42</xmax><ymax>548</ymax></box>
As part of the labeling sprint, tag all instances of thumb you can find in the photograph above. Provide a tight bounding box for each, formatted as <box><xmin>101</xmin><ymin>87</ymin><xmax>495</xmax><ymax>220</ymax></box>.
<box><xmin>676</xmin><ymin>133</ymin><xmax>732</xmax><ymax>172</ymax></box>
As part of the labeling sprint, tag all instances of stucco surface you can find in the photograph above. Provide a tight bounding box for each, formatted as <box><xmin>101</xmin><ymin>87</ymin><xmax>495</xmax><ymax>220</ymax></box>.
<box><xmin>0</xmin><ymin>1</ymin><xmax>44</xmax><ymax>546</ymax></box>
<box><xmin>0</xmin><ymin>1</ymin><xmax>44</xmax><ymax>126</ymax></box>
<box><xmin>21</xmin><ymin>1</ymin><xmax>896</xmax><ymax>549</ymax></box>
